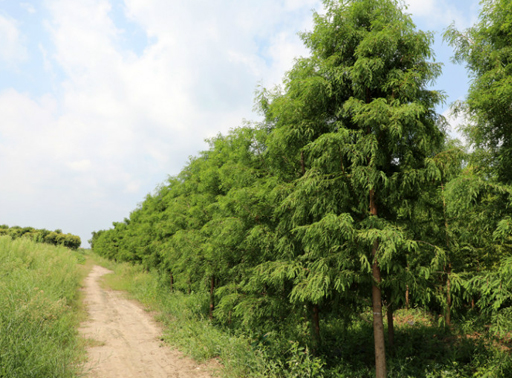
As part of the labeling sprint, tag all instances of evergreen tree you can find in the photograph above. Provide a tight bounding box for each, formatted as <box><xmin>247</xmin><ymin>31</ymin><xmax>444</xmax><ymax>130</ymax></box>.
<box><xmin>444</xmin><ymin>0</ymin><xmax>512</xmax><ymax>333</ymax></box>
<box><xmin>258</xmin><ymin>0</ymin><xmax>446</xmax><ymax>375</ymax></box>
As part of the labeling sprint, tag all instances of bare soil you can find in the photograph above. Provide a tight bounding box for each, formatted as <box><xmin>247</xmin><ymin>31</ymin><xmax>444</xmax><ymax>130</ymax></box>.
<box><xmin>79</xmin><ymin>265</ymin><xmax>215</xmax><ymax>378</ymax></box>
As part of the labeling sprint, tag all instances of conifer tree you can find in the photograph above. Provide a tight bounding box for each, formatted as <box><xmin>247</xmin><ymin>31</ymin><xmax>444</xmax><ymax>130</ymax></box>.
<box><xmin>444</xmin><ymin>0</ymin><xmax>512</xmax><ymax>332</ymax></box>
<box><xmin>258</xmin><ymin>0</ymin><xmax>446</xmax><ymax>375</ymax></box>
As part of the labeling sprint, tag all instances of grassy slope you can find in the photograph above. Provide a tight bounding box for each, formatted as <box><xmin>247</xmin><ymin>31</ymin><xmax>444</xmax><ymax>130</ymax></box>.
<box><xmin>0</xmin><ymin>236</ymin><xmax>88</xmax><ymax>378</ymax></box>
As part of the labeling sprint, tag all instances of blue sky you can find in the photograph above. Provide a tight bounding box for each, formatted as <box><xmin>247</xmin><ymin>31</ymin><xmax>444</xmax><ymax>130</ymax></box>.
<box><xmin>0</xmin><ymin>0</ymin><xmax>480</xmax><ymax>246</ymax></box>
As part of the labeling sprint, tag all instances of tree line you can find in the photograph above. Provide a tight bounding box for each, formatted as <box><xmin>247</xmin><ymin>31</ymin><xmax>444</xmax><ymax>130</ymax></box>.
<box><xmin>91</xmin><ymin>0</ymin><xmax>512</xmax><ymax>376</ymax></box>
<box><xmin>0</xmin><ymin>225</ymin><xmax>81</xmax><ymax>250</ymax></box>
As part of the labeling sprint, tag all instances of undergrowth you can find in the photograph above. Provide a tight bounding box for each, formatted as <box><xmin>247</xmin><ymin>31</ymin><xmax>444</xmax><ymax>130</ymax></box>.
<box><xmin>0</xmin><ymin>236</ymin><xmax>86</xmax><ymax>378</ymax></box>
<box><xmin>90</xmin><ymin>252</ymin><xmax>512</xmax><ymax>378</ymax></box>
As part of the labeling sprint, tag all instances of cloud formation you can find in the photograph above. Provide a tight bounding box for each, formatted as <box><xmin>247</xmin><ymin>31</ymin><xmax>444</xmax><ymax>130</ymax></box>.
<box><xmin>405</xmin><ymin>0</ymin><xmax>479</xmax><ymax>28</ymax></box>
<box><xmin>0</xmin><ymin>14</ymin><xmax>27</xmax><ymax>65</ymax></box>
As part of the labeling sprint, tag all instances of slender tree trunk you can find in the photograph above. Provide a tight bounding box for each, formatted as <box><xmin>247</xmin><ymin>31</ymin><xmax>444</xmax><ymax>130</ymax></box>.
<box><xmin>310</xmin><ymin>304</ymin><xmax>321</xmax><ymax>355</ymax></box>
<box><xmin>301</xmin><ymin>151</ymin><xmax>321</xmax><ymax>353</ymax></box>
<box><xmin>441</xmin><ymin>183</ymin><xmax>451</xmax><ymax>326</ymax></box>
<box><xmin>209</xmin><ymin>275</ymin><xmax>215</xmax><ymax>320</ymax></box>
<box><xmin>301</xmin><ymin>151</ymin><xmax>306</xmax><ymax>176</ymax></box>
<box><xmin>405</xmin><ymin>285</ymin><xmax>409</xmax><ymax>310</ymax></box>
<box><xmin>370</xmin><ymin>188</ymin><xmax>387</xmax><ymax>378</ymax></box>
<box><xmin>170</xmin><ymin>271</ymin><xmax>174</xmax><ymax>292</ymax></box>
<box><xmin>387</xmin><ymin>302</ymin><xmax>394</xmax><ymax>351</ymax></box>
<box><xmin>446</xmin><ymin>264</ymin><xmax>452</xmax><ymax>326</ymax></box>
<box><xmin>372</xmin><ymin>250</ymin><xmax>387</xmax><ymax>378</ymax></box>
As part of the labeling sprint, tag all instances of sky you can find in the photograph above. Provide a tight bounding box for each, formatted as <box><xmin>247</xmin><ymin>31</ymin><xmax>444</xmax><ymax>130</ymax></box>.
<box><xmin>0</xmin><ymin>0</ymin><xmax>480</xmax><ymax>247</ymax></box>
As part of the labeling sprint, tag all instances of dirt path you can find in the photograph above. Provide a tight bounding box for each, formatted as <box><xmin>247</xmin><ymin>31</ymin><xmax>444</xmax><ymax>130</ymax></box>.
<box><xmin>79</xmin><ymin>265</ymin><xmax>214</xmax><ymax>378</ymax></box>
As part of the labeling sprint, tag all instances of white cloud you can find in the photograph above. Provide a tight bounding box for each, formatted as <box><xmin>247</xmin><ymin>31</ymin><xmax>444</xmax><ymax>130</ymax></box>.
<box><xmin>0</xmin><ymin>90</ymin><xmax>58</xmax><ymax>195</ymax></box>
<box><xmin>404</xmin><ymin>0</ymin><xmax>436</xmax><ymax>17</ymax></box>
<box><xmin>404</xmin><ymin>0</ymin><xmax>479</xmax><ymax>29</ymax></box>
<box><xmin>20</xmin><ymin>2</ymin><xmax>37</xmax><ymax>14</ymax></box>
<box><xmin>125</xmin><ymin>180</ymin><xmax>141</xmax><ymax>194</ymax></box>
<box><xmin>67</xmin><ymin>159</ymin><xmax>92</xmax><ymax>172</ymax></box>
<box><xmin>0</xmin><ymin>14</ymin><xmax>27</xmax><ymax>65</ymax></box>
<box><xmin>284</xmin><ymin>0</ymin><xmax>318</xmax><ymax>11</ymax></box>
<box><xmin>443</xmin><ymin>106</ymin><xmax>469</xmax><ymax>146</ymax></box>
<box><xmin>38</xmin><ymin>43</ymin><xmax>55</xmax><ymax>74</ymax></box>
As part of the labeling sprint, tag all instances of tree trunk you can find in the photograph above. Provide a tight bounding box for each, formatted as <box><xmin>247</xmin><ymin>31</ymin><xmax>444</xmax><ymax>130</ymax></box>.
<box><xmin>372</xmin><ymin>253</ymin><xmax>387</xmax><ymax>378</ymax></box>
<box><xmin>309</xmin><ymin>303</ymin><xmax>321</xmax><ymax>355</ymax></box>
<box><xmin>387</xmin><ymin>303</ymin><xmax>394</xmax><ymax>351</ymax></box>
<box><xmin>405</xmin><ymin>285</ymin><xmax>409</xmax><ymax>310</ymax></box>
<box><xmin>301</xmin><ymin>151</ymin><xmax>306</xmax><ymax>176</ymax></box>
<box><xmin>446</xmin><ymin>264</ymin><xmax>452</xmax><ymax>326</ymax></box>
<box><xmin>170</xmin><ymin>271</ymin><xmax>174</xmax><ymax>292</ymax></box>
<box><xmin>370</xmin><ymin>188</ymin><xmax>387</xmax><ymax>378</ymax></box>
<box><xmin>209</xmin><ymin>275</ymin><xmax>215</xmax><ymax>320</ymax></box>
<box><xmin>441</xmin><ymin>183</ymin><xmax>451</xmax><ymax>326</ymax></box>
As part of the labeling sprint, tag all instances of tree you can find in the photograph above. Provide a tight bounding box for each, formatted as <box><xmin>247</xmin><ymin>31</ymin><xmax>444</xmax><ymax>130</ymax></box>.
<box><xmin>445</xmin><ymin>0</ymin><xmax>512</xmax><ymax>184</ymax></box>
<box><xmin>258</xmin><ymin>0</ymin><xmax>446</xmax><ymax>375</ymax></box>
<box><xmin>444</xmin><ymin>0</ymin><xmax>512</xmax><ymax>333</ymax></box>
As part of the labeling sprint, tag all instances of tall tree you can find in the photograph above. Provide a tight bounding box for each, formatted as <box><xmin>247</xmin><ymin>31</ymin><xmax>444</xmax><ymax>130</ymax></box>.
<box><xmin>258</xmin><ymin>0</ymin><xmax>446</xmax><ymax>375</ymax></box>
<box><xmin>444</xmin><ymin>0</ymin><xmax>512</xmax><ymax>332</ymax></box>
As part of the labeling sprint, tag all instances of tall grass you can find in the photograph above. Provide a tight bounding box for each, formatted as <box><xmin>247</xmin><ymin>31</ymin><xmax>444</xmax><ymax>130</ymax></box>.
<box><xmin>0</xmin><ymin>236</ymin><xmax>85</xmax><ymax>377</ymax></box>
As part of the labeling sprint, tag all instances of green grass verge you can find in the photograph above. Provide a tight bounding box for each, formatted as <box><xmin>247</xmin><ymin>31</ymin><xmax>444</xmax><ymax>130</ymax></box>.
<box><xmin>0</xmin><ymin>236</ymin><xmax>87</xmax><ymax>378</ymax></box>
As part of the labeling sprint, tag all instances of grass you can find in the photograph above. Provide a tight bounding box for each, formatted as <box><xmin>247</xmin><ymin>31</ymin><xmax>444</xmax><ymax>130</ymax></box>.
<box><xmin>0</xmin><ymin>236</ymin><xmax>88</xmax><ymax>378</ymax></box>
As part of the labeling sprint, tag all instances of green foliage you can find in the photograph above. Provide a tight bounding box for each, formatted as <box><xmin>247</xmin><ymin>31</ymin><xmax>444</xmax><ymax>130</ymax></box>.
<box><xmin>0</xmin><ymin>225</ymin><xmax>81</xmax><ymax>250</ymax></box>
<box><xmin>90</xmin><ymin>0</ymin><xmax>512</xmax><ymax>376</ymax></box>
<box><xmin>445</xmin><ymin>0</ymin><xmax>512</xmax><ymax>184</ymax></box>
<box><xmin>443</xmin><ymin>0</ymin><xmax>512</xmax><ymax>338</ymax></box>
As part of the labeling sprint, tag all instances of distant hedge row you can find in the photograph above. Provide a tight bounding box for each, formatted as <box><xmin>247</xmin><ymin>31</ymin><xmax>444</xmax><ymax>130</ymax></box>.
<box><xmin>0</xmin><ymin>225</ymin><xmax>81</xmax><ymax>250</ymax></box>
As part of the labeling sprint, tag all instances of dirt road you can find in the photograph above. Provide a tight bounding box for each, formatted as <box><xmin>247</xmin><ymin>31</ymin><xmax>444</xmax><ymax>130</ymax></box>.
<box><xmin>79</xmin><ymin>265</ymin><xmax>214</xmax><ymax>378</ymax></box>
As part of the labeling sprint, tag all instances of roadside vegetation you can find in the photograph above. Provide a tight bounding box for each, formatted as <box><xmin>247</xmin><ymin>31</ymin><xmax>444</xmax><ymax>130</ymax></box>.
<box><xmin>91</xmin><ymin>252</ymin><xmax>512</xmax><ymax>377</ymax></box>
<box><xmin>90</xmin><ymin>0</ymin><xmax>512</xmax><ymax>377</ymax></box>
<box><xmin>0</xmin><ymin>224</ymin><xmax>81</xmax><ymax>250</ymax></box>
<box><xmin>0</xmin><ymin>236</ymin><xmax>87</xmax><ymax>377</ymax></box>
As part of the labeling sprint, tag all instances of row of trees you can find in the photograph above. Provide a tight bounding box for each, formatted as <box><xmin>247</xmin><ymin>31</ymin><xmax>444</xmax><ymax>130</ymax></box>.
<box><xmin>0</xmin><ymin>225</ymin><xmax>81</xmax><ymax>250</ymax></box>
<box><xmin>91</xmin><ymin>0</ymin><xmax>512</xmax><ymax>376</ymax></box>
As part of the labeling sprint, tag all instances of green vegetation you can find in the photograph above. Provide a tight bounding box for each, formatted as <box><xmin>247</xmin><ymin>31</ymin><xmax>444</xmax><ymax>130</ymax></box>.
<box><xmin>90</xmin><ymin>253</ymin><xmax>264</xmax><ymax>377</ymax></box>
<box><xmin>93</xmin><ymin>254</ymin><xmax>512</xmax><ymax>378</ymax></box>
<box><xmin>91</xmin><ymin>0</ymin><xmax>512</xmax><ymax>376</ymax></box>
<box><xmin>0</xmin><ymin>236</ymin><xmax>86</xmax><ymax>377</ymax></box>
<box><xmin>0</xmin><ymin>225</ymin><xmax>81</xmax><ymax>250</ymax></box>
